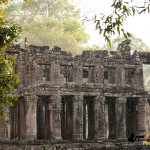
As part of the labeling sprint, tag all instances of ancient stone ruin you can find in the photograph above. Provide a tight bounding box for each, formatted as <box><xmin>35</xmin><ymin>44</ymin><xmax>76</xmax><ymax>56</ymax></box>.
<box><xmin>0</xmin><ymin>40</ymin><xmax>150</xmax><ymax>149</ymax></box>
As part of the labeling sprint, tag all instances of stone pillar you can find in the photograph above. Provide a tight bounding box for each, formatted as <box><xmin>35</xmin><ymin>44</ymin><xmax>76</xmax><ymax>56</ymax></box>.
<box><xmin>116</xmin><ymin>97</ymin><xmax>126</xmax><ymax>139</ymax></box>
<box><xmin>72</xmin><ymin>95</ymin><xmax>83</xmax><ymax>139</ymax></box>
<box><xmin>55</xmin><ymin>62</ymin><xmax>61</xmax><ymax>84</ymax></box>
<box><xmin>0</xmin><ymin>117</ymin><xmax>6</xmax><ymax>139</ymax></box>
<box><xmin>50</xmin><ymin>62</ymin><xmax>55</xmax><ymax>84</ymax></box>
<box><xmin>136</xmin><ymin>97</ymin><xmax>147</xmax><ymax>135</ymax></box>
<box><xmin>95</xmin><ymin>64</ymin><xmax>104</xmax><ymax>84</ymax></box>
<box><xmin>93</xmin><ymin>96</ymin><xmax>106</xmax><ymax>140</ymax></box>
<box><xmin>134</xmin><ymin>66</ymin><xmax>144</xmax><ymax>89</ymax></box>
<box><xmin>25</xmin><ymin>95</ymin><xmax>37</xmax><ymax>139</ymax></box>
<box><xmin>49</xmin><ymin>95</ymin><xmax>62</xmax><ymax>140</ymax></box>
<box><xmin>115</xmin><ymin>67</ymin><xmax>123</xmax><ymax>86</ymax></box>
<box><xmin>7</xmin><ymin>118</ymin><xmax>11</xmax><ymax>139</ymax></box>
<box><xmin>73</xmin><ymin>64</ymin><xmax>82</xmax><ymax>83</ymax></box>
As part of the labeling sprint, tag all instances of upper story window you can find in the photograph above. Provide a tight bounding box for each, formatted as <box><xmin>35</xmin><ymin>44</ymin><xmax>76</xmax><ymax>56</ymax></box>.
<box><xmin>26</xmin><ymin>64</ymin><xmax>29</xmax><ymax>74</ymax></box>
<box><xmin>125</xmin><ymin>68</ymin><xmax>135</xmax><ymax>84</ymax></box>
<box><xmin>44</xmin><ymin>65</ymin><xmax>50</xmax><ymax>81</ymax></box>
<box><xmin>38</xmin><ymin>64</ymin><xmax>50</xmax><ymax>81</ymax></box>
<box><xmin>60</xmin><ymin>65</ymin><xmax>73</xmax><ymax>82</ymax></box>
<box><xmin>104</xmin><ymin>67</ymin><xmax>115</xmax><ymax>84</ymax></box>
<box><xmin>83</xmin><ymin>66</ymin><xmax>95</xmax><ymax>83</ymax></box>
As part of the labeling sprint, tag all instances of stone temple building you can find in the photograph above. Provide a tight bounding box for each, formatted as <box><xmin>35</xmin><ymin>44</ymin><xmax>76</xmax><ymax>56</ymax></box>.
<box><xmin>0</xmin><ymin>40</ymin><xmax>150</xmax><ymax>148</ymax></box>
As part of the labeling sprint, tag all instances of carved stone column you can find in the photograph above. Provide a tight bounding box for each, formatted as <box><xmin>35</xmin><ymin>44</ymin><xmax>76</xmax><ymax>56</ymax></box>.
<box><xmin>25</xmin><ymin>95</ymin><xmax>37</xmax><ymax>139</ymax></box>
<box><xmin>136</xmin><ymin>97</ymin><xmax>147</xmax><ymax>135</ymax></box>
<box><xmin>116</xmin><ymin>97</ymin><xmax>126</xmax><ymax>139</ymax></box>
<box><xmin>72</xmin><ymin>95</ymin><xmax>83</xmax><ymax>139</ymax></box>
<box><xmin>93</xmin><ymin>96</ymin><xmax>106</xmax><ymax>140</ymax></box>
<box><xmin>49</xmin><ymin>95</ymin><xmax>62</xmax><ymax>140</ymax></box>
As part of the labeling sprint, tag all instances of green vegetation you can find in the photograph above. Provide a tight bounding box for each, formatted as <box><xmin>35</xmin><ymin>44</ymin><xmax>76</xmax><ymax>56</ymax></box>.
<box><xmin>102</xmin><ymin>35</ymin><xmax>150</xmax><ymax>52</ymax></box>
<box><xmin>93</xmin><ymin>0</ymin><xmax>150</xmax><ymax>46</ymax></box>
<box><xmin>0</xmin><ymin>0</ymin><xmax>27</xmax><ymax>117</ymax></box>
<box><xmin>4</xmin><ymin>0</ymin><xmax>89</xmax><ymax>55</ymax></box>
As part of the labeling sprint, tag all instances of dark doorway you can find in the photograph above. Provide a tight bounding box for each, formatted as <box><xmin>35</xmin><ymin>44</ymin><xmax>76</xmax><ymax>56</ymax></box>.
<box><xmin>61</xmin><ymin>96</ymin><xmax>73</xmax><ymax>140</ymax></box>
<box><xmin>10</xmin><ymin>97</ymin><xmax>26</xmax><ymax>140</ymax></box>
<box><xmin>106</xmin><ymin>97</ymin><xmax>116</xmax><ymax>139</ymax></box>
<box><xmin>18</xmin><ymin>97</ymin><xmax>25</xmax><ymax>139</ymax></box>
<box><xmin>126</xmin><ymin>98</ymin><xmax>137</xmax><ymax>137</ymax></box>
<box><xmin>37</xmin><ymin>96</ymin><xmax>50</xmax><ymax>139</ymax></box>
<box><xmin>83</xmin><ymin>96</ymin><xmax>95</xmax><ymax>140</ymax></box>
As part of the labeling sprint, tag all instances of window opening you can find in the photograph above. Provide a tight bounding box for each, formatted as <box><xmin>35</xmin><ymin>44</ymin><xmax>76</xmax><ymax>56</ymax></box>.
<box><xmin>60</xmin><ymin>65</ymin><xmax>73</xmax><ymax>82</ymax></box>
<box><xmin>83</xmin><ymin>66</ymin><xmax>95</xmax><ymax>83</ymax></box>
<box><xmin>125</xmin><ymin>68</ymin><xmax>135</xmax><ymax>84</ymax></box>
<box><xmin>104</xmin><ymin>67</ymin><xmax>115</xmax><ymax>84</ymax></box>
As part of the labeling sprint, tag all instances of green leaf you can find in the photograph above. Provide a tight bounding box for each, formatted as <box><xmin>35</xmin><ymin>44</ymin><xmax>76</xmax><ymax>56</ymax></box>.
<box><xmin>148</xmin><ymin>4</ymin><xmax>150</xmax><ymax>13</ymax></box>
<box><xmin>123</xmin><ymin>33</ymin><xmax>127</xmax><ymax>39</ymax></box>
<box><xmin>108</xmin><ymin>39</ymin><xmax>111</xmax><ymax>48</ymax></box>
<box><xmin>96</xmin><ymin>20</ymin><xmax>100</xmax><ymax>29</ymax></box>
<box><xmin>117</xmin><ymin>26</ymin><xmax>120</xmax><ymax>35</ymax></box>
<box><xmin>132</xmin><ymin>7</ymin><xmax>135</xmax><ymax>15</ymax></box>
<box><xmin>139</xmin><ymin>8</ymin><xmax>146</xmax><ymax>14</ymax></box>
<box><xmin>127</xmin><ymin>32</ymin><xmax>131</xmax><ymax>37</ymax></box>
<box><xmin>123</xmin><ymin>5</ymin><xmax>127</xmax><ymax>12</ymax></box>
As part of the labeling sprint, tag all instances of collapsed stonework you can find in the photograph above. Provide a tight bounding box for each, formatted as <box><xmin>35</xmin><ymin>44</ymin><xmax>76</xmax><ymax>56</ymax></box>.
<box><xmin>1</xmin><ymin>40</ymin><xmax>150</xmax><ymax>149</ymax></box>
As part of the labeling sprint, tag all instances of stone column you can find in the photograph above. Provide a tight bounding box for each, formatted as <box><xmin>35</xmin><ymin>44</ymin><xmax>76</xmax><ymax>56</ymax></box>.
<box><xmin>116</xmin><ymin>97</ymin><xmax>126</xmax><ymax>139</ymax></box>
<box><xmin>55</xmin><ymin>62</ymin><xmax>61</xmax><ymax>84</ymax></box>
<box><xmin>73</xmin><ymin>63</ymin><xmax>82</xmax><ymax>83</ymax></box>
<box><xmin>50</xmin><ymin>62</ymin><xmax>55</xmax><ymax>84</ymax></box>
<box><xmin>0</xmin><ymin>117</ymin><xmax>6</xmax><ymax>139</ymax></box>
<box><xmin>115</xmin><ymin>67</ymin><xmax>123</xmax><ymax>86</ymax></box>
<box><xmin>136</xmin><ymin>97</ymin><xmax>147</xmax><ymax>135</ymax></box>
<box><xmin>49</xmin><ymin>95</ymin><xmax>62</xmax><ymax>140</ymax></box>
<box><xmin>95</xmin><ymin>64</ymin><xmax>104</xmax><ymax>84</ymax></box>
<box><xmin>25</xmin><ymin>95</ymin><xmax>37</xmax><ymax>139</ymax></box>
<box><xmin>134</xmin><ymin>66</ymin><xmax>144</xmax><ymax>89</ymax></box>
<box><xmin>72</xmin><ymin>95</ymin><xmax>83</xmax><ymax>139</ymax></box>
<box><xmin>93</xmin><ymin>96</ymin><xmax>106</xmax><ymax>140</ymax></box>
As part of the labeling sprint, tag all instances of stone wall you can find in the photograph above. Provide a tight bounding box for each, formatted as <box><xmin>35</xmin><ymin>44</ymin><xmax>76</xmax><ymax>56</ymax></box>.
<box><xmin>0</xmin><ymin>117</ymin><xmax>5</xmax><ymax>139</ymax></box>
<box><xmin>1</xmin><ymin>40</ymin><xmax>150</xmax><ymax>149</ymax></box>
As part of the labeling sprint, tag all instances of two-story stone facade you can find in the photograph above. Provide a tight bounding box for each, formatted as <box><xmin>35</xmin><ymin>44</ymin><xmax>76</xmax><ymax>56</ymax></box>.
<box><xmin>1</xmin><ymin>40</ymin><xmax>150</xmax><ymax>148</ymax></box>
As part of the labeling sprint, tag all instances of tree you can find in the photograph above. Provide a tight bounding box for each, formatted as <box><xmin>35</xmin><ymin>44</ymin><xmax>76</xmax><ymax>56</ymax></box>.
<box><xmin>102</xmin><ymin>35</ymin><xmax>150</xmax><ymax>52</ymax></box>
<box><xmin>83</xmin><ymin>44</ymin><xmax>102</xmax><ymax>51</ymax></box>
<box><xmin>4</xmin><ymin>0</ymin><xmax>80</xmax><ymax>25</ymax></box>
<box><xmin>20</xmin><ymin>17</ymin><xmax>88</xmax><ymax>54</ymax></box>
<box><xmin>4</xmin><ymin>0</ymin><xmax>88</xmax><ymax>55</ymax></box>
<box><xmin>93</xmin><ymin>0</ymin><xmax>150</xmax><ymax>46</ymax></box>
<box><xmin>0</xmin><ymin>0</ymin><xmax>27</xmax><ymax>118</ymax></box>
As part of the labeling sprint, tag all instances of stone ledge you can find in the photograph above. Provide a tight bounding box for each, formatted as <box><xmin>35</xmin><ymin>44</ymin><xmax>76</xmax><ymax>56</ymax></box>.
<box><xmin>0</xmin><ymin>140</ymin><xmax>149</xmax><ymax>150</ymax></box>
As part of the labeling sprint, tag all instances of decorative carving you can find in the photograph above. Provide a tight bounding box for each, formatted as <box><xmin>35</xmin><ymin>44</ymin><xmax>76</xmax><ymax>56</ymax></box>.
<box><xmin>117</xmin><ymin>39</ymin><xmax>131</xmax><ymax>55</ymax></box>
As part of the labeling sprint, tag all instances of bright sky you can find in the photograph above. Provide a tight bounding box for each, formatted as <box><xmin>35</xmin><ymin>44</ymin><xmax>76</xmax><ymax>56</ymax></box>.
<box><xmin>72</xmin><ymin>0</ymin><xmax>150</xmax><ymax>47</ymax></box>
